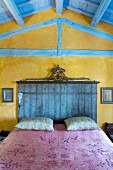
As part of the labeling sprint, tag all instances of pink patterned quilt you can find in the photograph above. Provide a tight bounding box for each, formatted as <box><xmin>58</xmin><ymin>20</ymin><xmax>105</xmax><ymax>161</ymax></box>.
<box><xmin>0</xmin><ymin>124</ymin><xmax>113</xmax><ymax>170</ymax></box>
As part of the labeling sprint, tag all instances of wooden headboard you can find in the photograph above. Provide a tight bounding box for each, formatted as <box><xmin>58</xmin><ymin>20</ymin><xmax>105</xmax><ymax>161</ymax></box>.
<box><xmin>17</xmin><ymin>66</ymin><xmax>100</xmax><ymax>122</ymax></box>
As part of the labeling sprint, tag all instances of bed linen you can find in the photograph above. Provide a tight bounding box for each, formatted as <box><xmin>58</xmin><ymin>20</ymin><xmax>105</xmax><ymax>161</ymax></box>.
<box><xmin>0</xmin><ymin>124</ymin><xmax>113</xmax><ymax>170</ymax></box>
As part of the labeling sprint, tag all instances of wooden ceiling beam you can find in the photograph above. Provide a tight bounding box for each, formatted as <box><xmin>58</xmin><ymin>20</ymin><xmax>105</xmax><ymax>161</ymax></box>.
<box><xmin>91</xmin><ymin>0</ymin><xmax>111</xmax><ymax>27</ymax></box>
<box><xmin>56</xmin><ymin>0</ymin><xmax>63</xmax><ymax>14</ymax></box>
<box><xmin>3</xmin><ymin>0</ymin><xmax>24</xmax><ymax>26</ymax></box>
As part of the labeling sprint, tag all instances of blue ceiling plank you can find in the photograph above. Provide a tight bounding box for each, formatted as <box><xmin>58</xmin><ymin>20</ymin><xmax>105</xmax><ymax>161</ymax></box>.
<box><xmin>61</xmin><ymin>49</ymin><xmax>113</xmax><ymax>56</ymax></box>
<box><xmin>57</xmin><ymin>19</ymin><xmax>62</xmax><ymax>56</ymax></box>
<box><xmin>0</xmin><ymin>49</ymin><xmax>113</xmax><ymax>57</ymax></box>
<box><xmin>63</xmin><ymin>18</ymin><xmax>113</xmax><ymax>42</ymax></box>
<box><xmin>0</xmin><ymin>18</ymin><xmax>57</xmax><ymax>40</ymax></box>
<box><xmin>0</xmin><ymin>49</ymin><xmax>57</xmax><ymax>56</ymax></box>
<box><xmin>4</xmin><ymin>0</ymin><xmax>24</xmax><ymax>26</ymax></box>
<box><xmin>91</xmin><ymin>0</ymin><xmax>112</xmax><ymax>27</ymax></box>
<box><xmin>56</xmin><ymin>0</ymin><xmax>63</xmax><ymax>14</ymax></box>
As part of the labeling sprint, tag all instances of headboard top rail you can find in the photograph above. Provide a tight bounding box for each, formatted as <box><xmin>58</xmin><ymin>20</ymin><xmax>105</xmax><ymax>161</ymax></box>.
<box><xmin>16</xmin><ymin>80</ymin><xmax>100</xmax><ymax>84</ymax></box>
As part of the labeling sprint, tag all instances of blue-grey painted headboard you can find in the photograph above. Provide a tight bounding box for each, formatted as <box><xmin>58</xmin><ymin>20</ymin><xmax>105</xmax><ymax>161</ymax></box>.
<box><xmin>17</xmin><ymin>65</ymin><xmax>99</xmax><ymax>122</ymax></box>
<box><xmin>17</xmin><ymin>80</ymin><xmax>99</xmax><ymax>122</ymax></box>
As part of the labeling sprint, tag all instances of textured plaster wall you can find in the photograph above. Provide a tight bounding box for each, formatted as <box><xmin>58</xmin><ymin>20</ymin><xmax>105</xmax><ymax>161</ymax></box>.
<box><xmin>0</xmin><ymin>9</ymin><xmax>113</xmax><ymax>131</ymax></box>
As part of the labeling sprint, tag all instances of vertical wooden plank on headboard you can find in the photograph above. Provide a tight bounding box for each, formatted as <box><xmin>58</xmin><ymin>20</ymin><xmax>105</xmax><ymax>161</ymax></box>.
<box><xmin>84</xmin><ymin>84</ymin><xmax>92</xmax><ymax>117</ymax></box>
<box><xmin>24</xmin><ymin>84</ymin><xmax>31</xmax><ymax>118</ymax></box>
<box><xmin>66</xmin><ymin>84</ymin><xmax>72</xmax><ymax>117</ymax></box>
<box><xmin>70</xmin><ymin>84</ymin><xmax>77</xmax><ymax>117</ymax></box>
<box><xmin>30</xmin><ymin>84</ymin><xmax>37</xmax><ymax>117</ymax></box>
<box><xmin>36</xmin><ymin>84</ymin><xmax>43</xmax><ymax>117</ymax></box>
<box><xmin>60</xmin><ymin>83</ymin><xmax>67</xmax><ymax>119</ymax></box>
<box><xmin>42</xmin><ymin>84</ymin><xmax>48</xmax><ymax>117</ymax></box>
<box><xmin>48</xmin><ymin>84</ymin><xmax>55</xmax><ymax>119</ymax></box>
<box><xmin>54</xmin><ymin>83</ymin><xmax>61</xmax><ymax>119</ymax></box>
<box><xmin>72</xmin><ymin>84</ymin><xmax>78</xmax><ymax>117</ymax></box>
<box><xmin>78</xmin><ymin>84</ymin><xmax>85</xmax><ymax>115</ymax></box>
<box><xmin>91</xmin><ymin>84</ymin><xmax>97</xmax><ymax>121</ymax></box>
<box><xmin>18</xmin><ymin>83</ymin><xmax>24</xmax><ymax>120</ymax></box>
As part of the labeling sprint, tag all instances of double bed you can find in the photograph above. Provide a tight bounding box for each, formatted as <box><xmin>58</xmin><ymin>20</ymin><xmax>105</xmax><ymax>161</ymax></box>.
<box><xmin>0</xmin><ymin>66</ymin><xmax>113</xmax><ymax>170</ymax></box>
<box><xmin>0</xmin><ymin>123</ymin><xmax>113</xmax><ymax>170</ymax></box>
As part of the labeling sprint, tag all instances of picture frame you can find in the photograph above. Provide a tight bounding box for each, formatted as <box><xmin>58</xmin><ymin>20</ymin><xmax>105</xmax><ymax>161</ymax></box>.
<box><xmin>101</xmin><ymin>88</ymin><xmax>113</xmax><ymax>104</ymax></box>
<box><xmin>2</xmin><ymin>88</ymin><xmax>13</xmax><ymax>102</ymax></box>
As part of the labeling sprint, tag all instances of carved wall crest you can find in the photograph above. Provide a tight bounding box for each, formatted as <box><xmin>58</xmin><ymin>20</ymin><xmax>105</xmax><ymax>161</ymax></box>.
<box><xmin>48</xmin><ymin>65</ymin><xmax>68</xmax><ymax>81</ymax></box>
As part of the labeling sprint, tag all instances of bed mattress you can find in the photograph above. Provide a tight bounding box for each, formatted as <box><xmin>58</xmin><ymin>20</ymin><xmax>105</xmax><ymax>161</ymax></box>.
<box><xmin>0</xmin><ymin>124</ymin><xmax>113</xmax><ymax>170</ymax></box>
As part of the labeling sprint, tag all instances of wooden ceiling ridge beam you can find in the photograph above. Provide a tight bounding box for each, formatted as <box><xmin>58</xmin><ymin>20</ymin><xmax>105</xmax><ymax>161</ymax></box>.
<box><xmin>3</xmin><ymin>0</ymin><xmax>24</xmax><ymax>26</ymax></box>
<box><xmin>56</xmin><ymin>0</ymin><xmax>63</xmax><ymax>14</ymax></box>
<box><xmin>91</xmin><ymin>0</ymin><xmax>112</xmax><ymax>27</ymax></box>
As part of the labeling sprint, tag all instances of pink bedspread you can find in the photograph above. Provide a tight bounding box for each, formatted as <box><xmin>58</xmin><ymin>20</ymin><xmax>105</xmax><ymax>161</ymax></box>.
<box><xmin>0</xmin><ymin>124</ymin><xmax>113</xmax><ymax>170</ymax></box>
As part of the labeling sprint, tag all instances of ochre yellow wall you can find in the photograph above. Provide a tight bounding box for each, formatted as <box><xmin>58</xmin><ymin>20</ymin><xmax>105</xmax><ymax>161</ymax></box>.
<box><xmin>0</xmin><ymin>9</ymin><xmax>113</xmax><ymax>131</ymax></box>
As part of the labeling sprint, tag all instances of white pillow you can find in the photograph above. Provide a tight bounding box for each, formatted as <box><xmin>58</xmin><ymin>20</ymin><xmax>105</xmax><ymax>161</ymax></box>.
<box><xmin>15</xmin><ymin>117</ymin><xmax>54</xmax><ymax>131</ymax></box>
<box><xmin>65</xmin><ymin>116</ymin><xmax>99</xmax><ymax>130</ymax></box>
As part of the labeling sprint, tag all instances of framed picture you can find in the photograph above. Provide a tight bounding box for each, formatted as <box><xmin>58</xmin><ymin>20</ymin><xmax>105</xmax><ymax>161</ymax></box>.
<box><xmin>2</xmin><ymin>88</ymin><xmax>13</xmax><ymax>102</ymax></box>
<box><xmin>101</xmin><ymin>88</ymin><xmax>113</xmax><ymax>104</ymax></box>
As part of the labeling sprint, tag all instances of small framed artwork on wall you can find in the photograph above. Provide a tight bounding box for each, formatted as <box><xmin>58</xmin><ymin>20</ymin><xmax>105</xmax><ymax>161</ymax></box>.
<box><xmin>101</xmin><ymin>88</ymin><xmax>113</xmax><ymax>104</ymax></box>
<box><xmin>2</xmin><ymin>88</ymin><xmax>13</xmax><ymax>102</ymax></box>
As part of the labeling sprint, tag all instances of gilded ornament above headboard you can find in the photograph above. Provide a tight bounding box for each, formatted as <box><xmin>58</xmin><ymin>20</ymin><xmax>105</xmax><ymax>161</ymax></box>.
<box><xmin>17</xmin><ymin>65</ymin><xmax>96</xmax><ymax>83</ymax></box>
<box><xmin>47</xmin><ymin>65</ymin><xmax>68</xmax><ymax>81</ymax></box>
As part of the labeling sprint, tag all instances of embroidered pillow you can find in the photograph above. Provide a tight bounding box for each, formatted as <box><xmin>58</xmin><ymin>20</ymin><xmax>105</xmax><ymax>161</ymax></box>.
<box><xmin>64</xmin><ymin>116</ymin><xmax>99</xmax><ymax>130</ymax></box>
<box><xmin>15</xmin><ymin>117</ymin><xmax>54</xmax><ymax>131</ymax></box>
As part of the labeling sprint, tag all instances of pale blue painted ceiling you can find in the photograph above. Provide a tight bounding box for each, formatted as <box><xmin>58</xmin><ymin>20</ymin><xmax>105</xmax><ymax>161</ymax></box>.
<box><xmin>0</xmin><ymin>0</ymin><xmax>113</xmax><ymax>27</ymax></box>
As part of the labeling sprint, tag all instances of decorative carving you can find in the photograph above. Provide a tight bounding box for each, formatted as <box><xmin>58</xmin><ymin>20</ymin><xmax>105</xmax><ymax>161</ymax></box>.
<box><xmin>48</xmin><ymin>65</ymin><xmax>68</xmax><ymax>81</ymax></box>
<box><xmin>19</xmin><ymin>65</ymin><xmax>93</xmax><ymax>82</ymax></box>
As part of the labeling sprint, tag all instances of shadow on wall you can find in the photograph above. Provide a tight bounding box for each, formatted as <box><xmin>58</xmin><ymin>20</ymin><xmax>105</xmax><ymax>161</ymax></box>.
<box><xmin>102</xmin><ymin>122</ymin><xmax>107</xmax><ymax>132</ymax></box>
<box><xmin>0</xmin><ymin>119</ymin><xmax>17</xmax><ymax>132</ymax></box>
